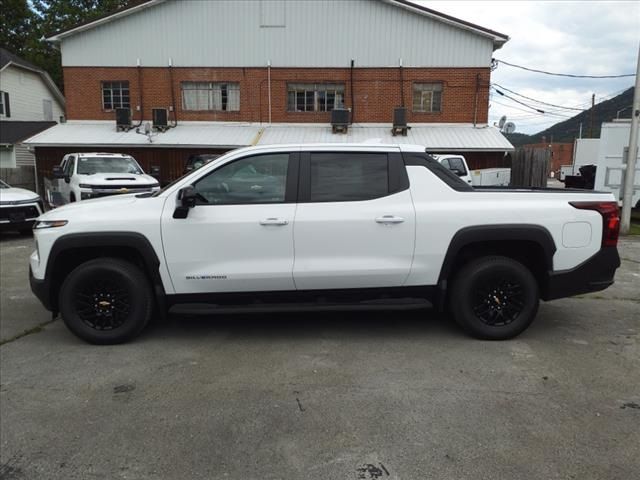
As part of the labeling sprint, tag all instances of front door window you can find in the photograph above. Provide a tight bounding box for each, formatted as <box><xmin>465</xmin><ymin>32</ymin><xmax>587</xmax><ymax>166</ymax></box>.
<box><xmin>193</xmin><ymin>153</ymin><xmax>289</xmax><ymax>205</ymax></box>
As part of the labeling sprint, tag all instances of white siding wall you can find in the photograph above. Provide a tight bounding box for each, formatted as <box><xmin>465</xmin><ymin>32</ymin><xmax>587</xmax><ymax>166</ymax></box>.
<box><xmin>0</xmin><ymin>66</ymin><xmax>65</xmax><ymax>122</ymax></box>
<box><xmin>14</xmin><ymin>144</ymin><xmax>36</xmax><ymax>167</ymax></box>
<box><xmin>61</xmin><ymin>0</ymin><xmax>494</xmax><ymax>68</ymax></box>
<box><xmin>0</xmin><ymin>148</ymin><xmax>15</xmax><ymax>169</ymax></box>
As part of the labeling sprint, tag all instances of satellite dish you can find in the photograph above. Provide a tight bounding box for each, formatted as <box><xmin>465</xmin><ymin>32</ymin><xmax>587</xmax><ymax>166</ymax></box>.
<box><xmin>503</xmin><ymin>122</ymin><xmax>516</xmax><ymax>134</ymax></box>
<box><xmin>498</xmin><ymin>115</ymin><xmax>507</xmax><ymax>129</ymax></box>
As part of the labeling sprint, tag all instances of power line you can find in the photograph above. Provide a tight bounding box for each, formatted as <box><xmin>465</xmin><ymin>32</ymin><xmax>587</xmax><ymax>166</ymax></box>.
<box><xmin>494</xmin><ymin>58</ymin><xmax>636</xmax><ymax>79</ymax></box>
<box><xmin>490</xmin><ymin>97</ymin><xmax>572</xmax><ymax>118</ymax></box>
<box><xmin>490</xmin><ymin>99</ymin><xmax>555</xmax><ymax>118</ymax></box>
<box><xmin>491</xmin><ymin>87</ymin><xmax>573</xmax><ymax>117</ymax></box>
<box><xmin>492</xmin><ymin>87</ymin><xmax>545</xmax><ymax>113</ymax></box>
<box><xmin>492</xmin><ymin>83</ymin><xmax>585</xmax><ymax>111</ymax></box>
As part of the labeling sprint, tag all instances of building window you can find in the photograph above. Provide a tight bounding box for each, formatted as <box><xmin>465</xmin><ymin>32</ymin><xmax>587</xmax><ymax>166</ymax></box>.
<box><xmin>287</xmin><ymin>83</ymin><xmax>345</xmax><ymax>112</ymax></box>
<box><xmin>102</xmin><ymin>81</ymin><xmax>130</xmax><ymax>110</ymax></box>
<box><xmin>0</xmin><ymin>91</ymin><xmax>9</xmax><ymax>117</ymax></box>
<box><xmin>182</xmin><ymin>82</ymin><xmax>240</xmax><ymax>111</ymax></box>
<box><xmin>413</xmin><ymin>83</ymin><xmax>442</xmax><ymax>113</ymax></box>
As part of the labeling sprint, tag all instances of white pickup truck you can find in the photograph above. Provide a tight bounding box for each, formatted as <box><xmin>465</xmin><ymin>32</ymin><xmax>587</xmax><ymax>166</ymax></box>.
<box><xmin>50</xmin><ymin>152</ymin><xmax>160</xmax><ymax>204</ymax></box>
<box><xmin>30</xmin><ymin>144</ymin><xmax>621</xmax><ymax>344</ymax></box>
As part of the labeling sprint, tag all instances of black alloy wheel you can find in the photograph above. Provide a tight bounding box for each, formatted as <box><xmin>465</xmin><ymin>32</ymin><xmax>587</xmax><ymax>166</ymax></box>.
<box><xmin>59</xmin><ymin>258</ymin><xmax>153</xmax><ymax>344</ymax></box>
<box><xmin>74</xmin><ymin>275</ymin><xmax>131</xmax><ymax>331</ymax></box>
<box><xmin>449</xmin><ymin>256</ymin><xmax>539</xmax><ymax>340</ymax></box>
<box><xmin>471</xmin><ymin>276</ymin><xmax>525</xmax><ymax>327</ymax></box>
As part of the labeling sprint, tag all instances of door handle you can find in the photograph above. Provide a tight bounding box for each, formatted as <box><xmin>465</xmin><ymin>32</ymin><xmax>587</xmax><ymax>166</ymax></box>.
<box><xmin>259</xmin><ymin>218</ymin><xmax>289</xmax><ymax>226</ymax></box>
<box><xmin>375</xmin><ymin>215</ymin><xmax>405</xmax><ymax>224</ymax></box>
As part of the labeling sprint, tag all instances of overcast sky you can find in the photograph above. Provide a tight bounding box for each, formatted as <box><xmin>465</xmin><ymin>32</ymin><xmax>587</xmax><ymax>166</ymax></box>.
<box><xmin>418</xmin><ymin>1</ymin><xmax>639</xmax><ymax>134</ymax></box>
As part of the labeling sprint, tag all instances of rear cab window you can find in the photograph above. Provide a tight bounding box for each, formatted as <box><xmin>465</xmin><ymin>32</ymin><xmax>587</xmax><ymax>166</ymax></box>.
<box><xmin>403</xmin><ymin>152</ymin><xmax>473</xmax><ymax>192</ymax></box>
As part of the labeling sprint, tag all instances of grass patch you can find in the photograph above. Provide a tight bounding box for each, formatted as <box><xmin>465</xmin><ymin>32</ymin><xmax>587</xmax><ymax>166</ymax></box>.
<box><xmin>0</xmin><ymin>318</ymin><xmax>57</xmax><ymax>346</ymax></box>
<box><xmin>629</xmin><ymin>222</ymin><xmax>640</xmax><ymax>235</ymax></box>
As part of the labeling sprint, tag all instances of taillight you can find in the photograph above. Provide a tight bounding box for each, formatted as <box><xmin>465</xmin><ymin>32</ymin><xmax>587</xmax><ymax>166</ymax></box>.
<box><xmin>570</xmin><ymin>201</ymin><xmax>620</xmax><ymax>247</ymax></box>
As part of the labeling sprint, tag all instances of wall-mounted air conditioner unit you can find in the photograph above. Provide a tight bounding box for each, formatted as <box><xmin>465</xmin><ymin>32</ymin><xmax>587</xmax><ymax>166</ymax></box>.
<box><xmin>115</xmin><ymin>108</ymin><xmax>131</xmax><ymax>131</ymax></box>
<box><xmin>331</xmin><ymin>108</ymin><xmax>350</xmax><ymax>134</ymax></box>
<box><xmin>391</xmin><ymin>107</ymin><xmax>409</xmax><ymax>136</ymax></box>
<box><xmin>152</xmin><ymin>108</ymin><xmax>169</xmax><ymax>131</ymax></box>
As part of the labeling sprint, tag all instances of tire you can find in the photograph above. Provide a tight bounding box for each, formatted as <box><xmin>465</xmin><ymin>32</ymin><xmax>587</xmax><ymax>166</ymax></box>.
<box><xmin>449</xmin><ymin>256</ymin><xmax>539</xmax><ymax>340</ymax></box>
<box><xmin>69</xmin><ymin>193</ymin><xmax>76</xmax><ymax>203</ymax></box>
<box><xmin>59</xmin><ymin>258</ymin><xmax>153</xmax><ymax>344</ymax></box>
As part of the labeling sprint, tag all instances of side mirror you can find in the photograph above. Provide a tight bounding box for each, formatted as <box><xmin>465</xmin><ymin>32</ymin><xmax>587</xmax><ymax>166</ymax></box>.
<box><xmin>52</xmin><ymin>166</ymin><xmax>65</xmax><ymax>179</ymax></box>
<box><xmin>173</xmin><ymin>185</ymin><xmax>197</xmax><ymax>219</ymax></box>
<box><xmin>181</xmin><ymin>185</ymin><xmax>197</xmax><ymax>207</ymax></box>
<box><xmin>453</xmin><ymin>169</ymin><xmax>465</xmax><ymax>177</ymax></box>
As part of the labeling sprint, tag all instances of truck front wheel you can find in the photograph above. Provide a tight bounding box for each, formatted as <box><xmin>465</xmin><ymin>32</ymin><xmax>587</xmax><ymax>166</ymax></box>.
<box><xmin>449</xmin><ymin>256</ymin><xmax>539</xmax><ymax>340</ymax></box>
<box><xmin>59</xmin><ymin>258</ymin><xmax>153</xmax><ymax>344</ymax></box>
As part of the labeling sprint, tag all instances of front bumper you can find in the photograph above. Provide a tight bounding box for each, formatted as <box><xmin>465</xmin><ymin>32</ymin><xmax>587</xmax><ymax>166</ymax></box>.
<box><xmin>543</xmin><ymin>247</ymin><xmax>621</xmax><ymax>301</ymax></box>
<box><xmin>0</xmin><ymin>202</ymin><xmax>43</xmax><ymax>231</ymax></box>
<box><xmin>30</xmin><ymin>266</ymin><xmax>52</xmax><ymax>311</ymax></box>
<box><xmin>0</xmin><ymin>219</ymin><xmax>37</xmax><ymax>231</ymax></box>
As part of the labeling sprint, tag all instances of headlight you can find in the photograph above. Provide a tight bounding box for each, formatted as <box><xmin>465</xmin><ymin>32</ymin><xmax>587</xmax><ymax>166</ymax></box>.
<box><xmin>33</xmin><ymin>220</ymin><xmax>68</xmax><ymax>229</ymax></box>
<box><xmin>79</xmin><ymin>184</ymin><xmax>92</xmax><ymax>189</ymax></box>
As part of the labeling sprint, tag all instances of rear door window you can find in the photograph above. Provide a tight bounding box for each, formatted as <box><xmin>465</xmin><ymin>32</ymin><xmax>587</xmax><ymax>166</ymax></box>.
<box><xmin>308</xmin><ymin>153</ymin><xmax>389</xmax><ymax>202</ymax></box>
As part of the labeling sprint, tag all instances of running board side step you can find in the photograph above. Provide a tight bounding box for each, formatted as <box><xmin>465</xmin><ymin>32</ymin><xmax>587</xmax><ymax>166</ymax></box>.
<box><xmin>170</xmin><ymin>298</ymin><xmax>432</xmax><ymax>316</ymax></box>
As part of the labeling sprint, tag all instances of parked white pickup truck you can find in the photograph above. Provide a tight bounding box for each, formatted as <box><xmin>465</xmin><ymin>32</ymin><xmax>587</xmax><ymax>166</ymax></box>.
<box><xmin>431</xmin><ymin>154</ymin><xmax>473</xmax><ymax>185</ymax></box>
<box><xmin>30</xmin><ymin>144</ymin><xmax>621</xmax><ymax>344</ymax></box>
<box><xmin>51</xmin><ymin>152</ymin><xmax>160</xmax><ymax>204</ymax></box>
<box><xmin>432</xmin><ymin>154</ymin><xmax>510</xmax><ymax>187</ymax></box>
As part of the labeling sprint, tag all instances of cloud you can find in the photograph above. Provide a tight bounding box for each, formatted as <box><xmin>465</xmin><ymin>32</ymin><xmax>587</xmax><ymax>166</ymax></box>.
<box><xmin>418</xmin><ymin>0</ymin><xmax>639</xmax><ymax>134</ymax></box>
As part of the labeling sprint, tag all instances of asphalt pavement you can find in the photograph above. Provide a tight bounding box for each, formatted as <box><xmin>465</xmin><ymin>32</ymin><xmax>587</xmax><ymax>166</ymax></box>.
<box><xmin>1</xmin><ymin>232</ymin><xmax>639</xmax><ymax>480</ymax></box>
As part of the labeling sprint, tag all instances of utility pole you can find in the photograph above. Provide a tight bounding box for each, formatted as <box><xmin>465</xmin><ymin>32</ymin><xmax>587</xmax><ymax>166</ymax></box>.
<box><xmin>620</xmin><ymin>43</ymin><xmax>640</xmax><ymax>235</ymax></box>
<box><xmin>589</xmin><ymin>93</ymin><xmax>595</xmax><ymax>138</ymax></box>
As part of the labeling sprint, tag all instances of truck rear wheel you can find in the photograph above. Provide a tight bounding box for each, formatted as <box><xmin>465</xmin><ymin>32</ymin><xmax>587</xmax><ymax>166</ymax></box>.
<box><xmin>449</xmin><ymin>256</ymin><xmax>539</xmax><ymax>340</ymax></box>
<box><xmin>59</xmin><ymin>258</ymin><xmax>153</xmax><ymax>344</ymax></box>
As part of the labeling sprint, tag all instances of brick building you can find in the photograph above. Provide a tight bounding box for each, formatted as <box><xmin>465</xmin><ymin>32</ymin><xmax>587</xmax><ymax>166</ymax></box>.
<box><xmin>25</xmin><ymin>0</ymin><xmax>513</xmax><ymax>187</ymax></box>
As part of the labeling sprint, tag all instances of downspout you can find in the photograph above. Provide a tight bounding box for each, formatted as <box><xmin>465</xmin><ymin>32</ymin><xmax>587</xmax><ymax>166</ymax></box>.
<box><xmin>350</xmin><ymin>59</ymin><xmax>355</xmax><ymax>124</ymax></box>
<box><xmin>473</xmin><ymin>73</ymin><xmax>480</xmax><ymax>127</ymax></box>
<box><xmin>133</xmin><ymin>58</ymin><xmax>143</xmax><ymax>128</ymax></box>
<box><xmin>267</xmin><ymin>60</ymin><xmax>272</xmax><ymax>125</ymax></box>
<box><xmin>169</xmin><ymin>57</ymin><xmax>178</xmax><ymax>127</ymax></box>
<box><xmin>399</xmin><ymin>58</ymin><xmax>404</xmax><ymax>107</ymax></box>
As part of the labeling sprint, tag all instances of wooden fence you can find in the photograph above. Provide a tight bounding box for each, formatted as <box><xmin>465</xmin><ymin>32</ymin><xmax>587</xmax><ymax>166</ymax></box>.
<box><xmin>510</xmin><ymin>148</ymin><xmax>550</xmax><ymax>188</ymax></box>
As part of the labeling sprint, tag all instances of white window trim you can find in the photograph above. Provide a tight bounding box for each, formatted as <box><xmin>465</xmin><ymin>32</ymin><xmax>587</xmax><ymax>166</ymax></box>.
<box><xmin>181</xmin><ymin>82</ymin><xmax>240</xmax><ymax>112</ymax></box>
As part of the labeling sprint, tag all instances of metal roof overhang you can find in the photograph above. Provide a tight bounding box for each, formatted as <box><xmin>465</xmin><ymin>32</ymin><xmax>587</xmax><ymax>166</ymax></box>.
<box><xmin>23</xmin><ymin>121</ymin><xmax>514</xmax><ymax>152</ymax></box>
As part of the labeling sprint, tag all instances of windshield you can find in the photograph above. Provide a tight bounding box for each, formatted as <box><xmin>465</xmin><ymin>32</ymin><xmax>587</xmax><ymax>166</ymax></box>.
<box><xmin>77</xmin><ymin>157</ymin><xmax>143</xmax><ymax>175</ymax></box>
<box><xmin>0</xmin><ymin>180</ymin><xmax>9</xmax><ymax>188</ymax></box>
